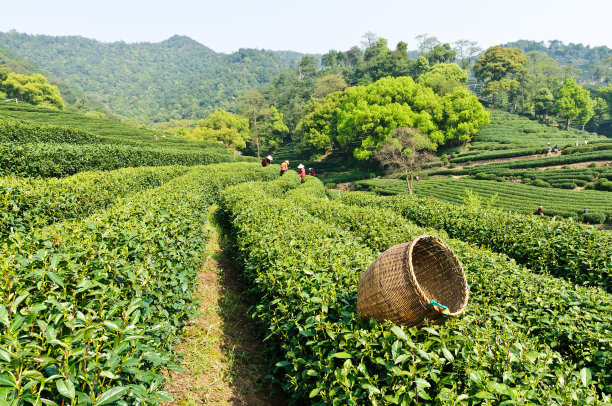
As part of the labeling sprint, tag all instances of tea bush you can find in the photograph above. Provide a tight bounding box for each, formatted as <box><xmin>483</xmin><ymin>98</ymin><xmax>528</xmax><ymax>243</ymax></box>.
<box><xmin>0</xmin><ymin>163</ymin><xmax>277</xmax><ymax>404</ymax></box>
<box><xmin>0</xmin><ymin>143</ymin><xmax>255</xmax><ymax>177</ymax></box>
<box><xmin>220</xmin><ymin>175</ymin><xmax>610</xmax><ymax>404</ymax></box>
<box><xmin>0</xmin><ymin>118</ymin><xmax>101</xmax><ymax>144</ymax></box>
<box><xmin>340</xmin><ymin>191</ymin><xmax>612</xmax><ymax>292</ymax></box>
<box><xmin>0</xmin><ymin>165</ymin><xmax>191</xmax><ymax>243</ymax></box>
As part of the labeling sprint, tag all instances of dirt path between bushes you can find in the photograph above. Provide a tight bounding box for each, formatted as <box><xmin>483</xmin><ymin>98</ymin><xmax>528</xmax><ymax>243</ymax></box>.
<box><xmin>165</xmin><ymin>208</ymin><xmax>285</xmax><ymax>406</ymax></box>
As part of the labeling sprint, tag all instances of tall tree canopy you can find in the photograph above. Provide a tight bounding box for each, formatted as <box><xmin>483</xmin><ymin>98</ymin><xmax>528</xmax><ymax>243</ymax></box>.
<box><xmin>474</xmin><ymin>46</ymin><xmax>528</xmax><ymax>106</ymax></box>
<box><xmin>554</xmin><ymin>77</ymin><xmax>594</xmax><ymax>130</ymax></box>
<box><xmin>185</xmin><ymin>110</ymin><xmax>250</xmax><ymax>150</ymax></box>
<box><xmin>418</xmin><ymin>63</ymin><xmax>468</xmax><ymax>95</ymax></box>
<box><xmin>474</xmin><ymin>46</ymin><xmax>529</xmax><ymax>83</ymax></box>
<box><xmin>237</xmin><ymin>90</ymin><xmax>288</xmax><ymax>157</ymax></box>
<box><xmin>0</xmin><ymin>70</ymin><xmax>64</xmax><ymax>109</ymax></box>
<box><xmin>299</xmin><ymin>76</ymin><xmax>489</xmax><ymax>160</ymax></box>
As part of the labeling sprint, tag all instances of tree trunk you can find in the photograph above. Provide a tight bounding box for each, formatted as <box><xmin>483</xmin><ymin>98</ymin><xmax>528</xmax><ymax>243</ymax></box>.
<box><xmin>582</xmin><ymin>123</ymin><xmax>586</xmax><ymax>131</ymax></box>
<box><xmin>253</xmin><ymin>113</ymin><xmax>260</xmax><ymax>159</ymax></box>
<box><xmin>566</xmin><ymin>118</ymin><xmax>571</xmax><ymax>131</ymax></box>
<box><xmin>406</xmin><ymin>172</ymin><xmax>413</xmax><ymax>195</ymax></box>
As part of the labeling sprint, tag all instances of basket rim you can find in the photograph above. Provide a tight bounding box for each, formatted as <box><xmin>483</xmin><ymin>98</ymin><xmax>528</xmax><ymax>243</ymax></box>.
<box><xmin>406</xmin><ymin>234</ymin><xmax>469</xmax><ymax>317</ymax></box>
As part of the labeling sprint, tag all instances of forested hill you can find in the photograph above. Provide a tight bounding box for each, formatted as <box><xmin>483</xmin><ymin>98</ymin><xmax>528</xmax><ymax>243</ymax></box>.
<box><xmin>0</xmin><ymin>31</ymin><xmax>308</xmax><ymax>123</ymax></box>
<box><xmin>0</xmin><ymin>44</ymin><xmax>81</xmax><ymax>105</ymax></box>
<box><xmin>501</xmin><ymin>40</ymin><xmax>612</xmax><ymax>82</ymax></box>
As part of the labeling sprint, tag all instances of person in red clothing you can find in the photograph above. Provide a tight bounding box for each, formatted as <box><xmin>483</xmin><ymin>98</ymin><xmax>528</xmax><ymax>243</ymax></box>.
<box><xmin>261</xmin><ymin>155</ymin><xmax>272</xmax><ymax>167</ymax></box>
<box><xmin>307</xmin><ymin>167</ymin><xmax>315</xmax><ymax>177</ymax></box>
<box><xmin>297</xmin><ymin>164</ymin><xmax>306</xmax><ymax>181</ymax></box>
<box><xmin>280</xmin><ymin>160</ymin><xmax>289</xmax><ymax>176</ymax></box>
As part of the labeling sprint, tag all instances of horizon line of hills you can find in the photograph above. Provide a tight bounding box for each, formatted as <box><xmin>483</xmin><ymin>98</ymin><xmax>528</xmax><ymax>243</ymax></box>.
<box><xmin>0</xmin><ymin>30</ymin><xmax>610</xmax><ymax>125</ymax></box>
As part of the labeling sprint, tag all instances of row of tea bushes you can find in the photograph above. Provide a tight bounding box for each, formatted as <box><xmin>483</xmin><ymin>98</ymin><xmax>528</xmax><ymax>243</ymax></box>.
<box><xmin>0</xmin><ymin>163</ymin><xmax>277</xmax><ymax>405</ymax></box>
<box><xmin>435</xmin><ymin>149</ymin><xmax>612</xmax><ymax>176</ymax></box>
<box><xmin>432</xmin><ymin>162</ymin><xmax>612</xmax><ymax>190</ymax></box>
<box><xmin>450</xmin><ymin>147</ymin><xmax>546</xmax><ymax>163</ymax></box>
<box><xmin>354</xmin><ymin>177</ymin><xmax>612</xmax><ymax>224</ymax></box>
<box><xmin>0</xmin><ymin>142</ymin><xmax>254</xmax><ymax>177</ymax></box>
<box><xmin>221</xmin><ymin>174</ymin><xmax>608</xmax><ymax>404</ymax></box>
<box><xmin>0</xmin><ymin>165</ymin><xmax>191</xmax><ymax>244</ymax></box>
<box><xmin>286</xmin><ymin>182</ymin><xmax>611</xmax><ymax>393</ymax></box>
<box><xmin>0</xmin><ymin>118</ymin><xmax>101</xmax><ymax>144</ymax></box>
<box><xmin>340</xmin><ymin>191</ymin><xmax>612</xmax><ymax>292</ymax></box>
<box><xmin>0</xmin><ymin>103</ymin><xmax>229</xmax><ymax>153</ymax></box>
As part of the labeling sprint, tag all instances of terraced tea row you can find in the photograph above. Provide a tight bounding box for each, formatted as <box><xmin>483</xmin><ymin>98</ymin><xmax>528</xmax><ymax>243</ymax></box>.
<box><xmin>0</xmin><ymin>165</ymin><xmax>191</xmax><ymax>243</ymax></box>
<box><xmin>355</xmin><ymin>177</ymin><xmax>612</xmax><ymax>222</ymax></box>
<box><xmin>220</xmin><ymin>174</ymin><xmax>611</xmax><ymax>404</ymax></box>
<box><xmin>0</xmin><ymin>142</ymin><xmax>254</xmax><ymax>177</ymax></box>
<box><xmin>0</xmin><ymin>163</ymin><xmax>277</xmax><ymax>404</ymax></box>
<box><xmin>291</xmin><ymin>180</ymin><xmax>612</xmax><ymax>396</ymax></box>
<box><xmin>341</xmin><ymin>190</ymin><xmax>612</xmax><ymax>291</ymax></box>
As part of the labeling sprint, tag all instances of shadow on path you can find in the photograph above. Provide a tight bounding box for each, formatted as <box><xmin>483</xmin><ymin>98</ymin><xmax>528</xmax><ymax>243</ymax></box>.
<box><xmin>166</xmin><ymin>207</ymin><xmax>286</xmax><ymax>405</ymax></box>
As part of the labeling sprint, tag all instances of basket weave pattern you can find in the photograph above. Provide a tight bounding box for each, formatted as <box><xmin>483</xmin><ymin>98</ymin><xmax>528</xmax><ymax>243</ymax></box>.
<box><xmin>357</xmin><ymin>235</ymin><xmax>469</xmax><ymax>327</ymax></box>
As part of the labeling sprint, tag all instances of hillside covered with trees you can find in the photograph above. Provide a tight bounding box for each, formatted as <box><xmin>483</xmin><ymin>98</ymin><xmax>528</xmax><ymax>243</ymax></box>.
<box><xmin>0</xmin><ymin>31</ymin><xmax>309</xmax><ymax>123</ymax></box>
<box><xmin>502</xmin><ymin>40</ymin><xmax>612</xmax><ymax>83</ymax></box>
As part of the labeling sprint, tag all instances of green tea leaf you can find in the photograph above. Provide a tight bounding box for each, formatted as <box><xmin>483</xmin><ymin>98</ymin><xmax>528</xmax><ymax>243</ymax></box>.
<box><xmin>56</xmin><ymin>379</ymin><xmax>75</xmax><ymax>398</ymax></box>
<box><xmin>331</xmin><ymin>352</ymin><xmax>352</xmax><ymax>359</ymax></box>
<box><xmin>50</xmin><ymin>254</ymin><xmax>61</xmax><ymax>270</ymax></box>
<box><xmin>309</xmin><ymin>387</ymin><xmax>322</xmax><ymax>398</ymax></box>
<box><xmin>580</xmin><ymin>367</ymin><xmax>592</xmax><ymax>387</ymax></box>
<box><xmin>390</xmin><ymin>326</ymin><xmax>407</xmax><ymax>341</ymax></box>
<box><xmin>442</xmin><ymin>348</ymin><xmax>454</xmax><ymax>363</ymax></box>
<box><xmin>475</xmin><ymin>391</ymin><xmax>496</xmax><ymax>399</ymax></box>
<box><xmin>362</xmin><ymin>384</ymin><xmax>381</xmax><ymax>394</ymax></box>
<box><xmin>0</xmin><ymin>374</ymin><xmax>15</xmax><ymax>388</ymax></box>
<box><xmin>0</xmin><ymin>305</ymin><xmax>8</xmax><ymax>326</ymax></box>
<box><xmin>46</xmin><ymin>271</ymin><xmax>64</xmax><ymax>288</ymax></box>
<box><xmin>95</xmin><ymin>386</ymin><xmax>128</xmax><ymax>405</ymax></box>
<box><xmin>22</xmin><ymin>370</ymin><xmax>44</xmax><ymax>382</ymax></box>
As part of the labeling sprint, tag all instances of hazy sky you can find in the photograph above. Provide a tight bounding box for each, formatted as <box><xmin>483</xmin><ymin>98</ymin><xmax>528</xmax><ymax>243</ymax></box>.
<box><xmin>1</xmin><ymin>0</ymin><xmax>610</xmax><ymax>54</ymax></box>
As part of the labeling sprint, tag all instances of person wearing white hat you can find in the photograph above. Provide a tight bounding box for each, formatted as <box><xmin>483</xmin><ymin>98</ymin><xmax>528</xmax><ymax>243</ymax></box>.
<box><xmin>280</xmin><ymin>160</ymin><xmax>289</xmax><ymax>176</ymax></box>
<box><xmin>297</xmin><ymin>164</ymin><xmax>306</xmax><ymax>181</ymax></box>
<box><xmin>261</xmin><ymin>155</ymin><xmax>273</xmax><ymax>167</ymax></box>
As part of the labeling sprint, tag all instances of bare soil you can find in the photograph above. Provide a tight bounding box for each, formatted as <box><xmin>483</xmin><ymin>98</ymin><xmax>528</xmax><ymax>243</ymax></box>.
<box><xmin>166</xmin><ymin>212</ymin><xmax>286</xmax><ymax>405</ymax></box>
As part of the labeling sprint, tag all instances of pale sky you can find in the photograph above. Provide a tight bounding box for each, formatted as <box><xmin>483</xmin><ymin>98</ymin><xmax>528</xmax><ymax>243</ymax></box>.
<box><xmin>1</xmin><ymin>0</ymin><xmax>610</xmax><ymax>54</ymax></box>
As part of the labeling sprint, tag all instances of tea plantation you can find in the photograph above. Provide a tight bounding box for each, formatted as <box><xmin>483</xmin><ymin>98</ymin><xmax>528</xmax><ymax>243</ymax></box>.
<box><xmin>0</xmin><ymin>104</ymin><xmax>254</xmax><ymax>177</ymax></box>
<box><xmin>354</xmin><ymin>177</ymin><xmax>612</xmax><ymax>223</ymax></box>
<box><xmin>1</xmin><ymin>106</ymin><xmax>612</xmax><ymax>405</ymax></box>
<box><xmin>220</xmin><ymin>174</ymin><xmax>611</xmax><ymax>404</ymax></box>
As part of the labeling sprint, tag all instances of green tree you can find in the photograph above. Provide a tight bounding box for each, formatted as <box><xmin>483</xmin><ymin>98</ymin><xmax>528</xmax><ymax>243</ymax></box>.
<box><xmin>298</xmin><ymin>56</ymin><xmax>317</xmax><ymax>79</ymax></box>
<box><xmin>257</xmin><ymin>106</ymin><xmax>289</xmax><ymax>154</ymax></box>
<box><xmin>590</xmin><ymin>97</ymin><xmax>610</xmax><ymax>129</ymax></box>
<box><xmin>298</xmin><ymin>91</ymin><xmax>346</xmax><ymax>152</ymax></box>
<box><xmin>313</xmin><ymin>74</ymin><xmax>347</xmax><ymax>99</ymax></box>
<box><xmin>299</xmin><ymin>76</ymin><xmax>488</xmax><ymax>160</ymax></box>
<box><xmin>237</xmin><ymin>90</ymin><xmax>269</xmax><ymax>158</ymax></box>
<box><xmin>474</xmin><ymin>46</ymin><xmax>528</xmax><ymax>106</ymax></box>
<box><xmin>554</xmin><ymin>77</ymin><xmax>594</xmax><ymax>130</ymax></box>
<box><xmin>533</xmin><ymin>87</ymin><xmax>555</xmax><ymax>122</ymax></box>
<box><xmin>424</xmin><ymin>43</ymin><xmax>456</xmax><ymax>65</ymax></box>
<box><xmin>474</xmin><ymin>46</ymin><xmax>529</xmax><ymax>82</ymax></box>
<box><xmin>188</xmin><ymin>110</ymin><xmax>250</xmax><ymax>149</ymax></box>
<box><xmin>1</xmin><ymin>71</ymin><xmax>64</xmax><ymax>109</ymax></box>
<box><xmin>418</xmin><ymin>63</ymin><xmax>468</xmax><ymax>95</ymax></box>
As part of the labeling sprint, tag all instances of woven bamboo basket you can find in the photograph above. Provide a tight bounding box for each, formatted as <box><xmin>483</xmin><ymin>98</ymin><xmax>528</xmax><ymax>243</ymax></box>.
<box><xmin>357</xmin><ymin>235</ymin><xmax>468</xmax><ymax>327</ymax></box>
